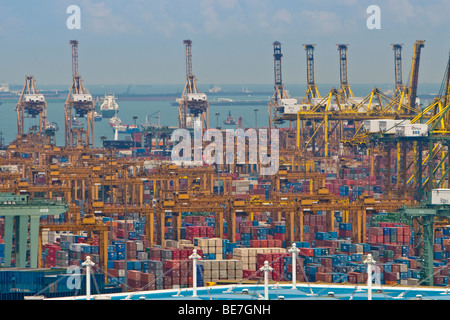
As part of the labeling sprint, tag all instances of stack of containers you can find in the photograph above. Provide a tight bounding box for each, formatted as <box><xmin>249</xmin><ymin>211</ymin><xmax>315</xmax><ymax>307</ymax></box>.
<box><xmin>199</xmin><ymin>259</ymin><xmax>243</xmax><ymax>284</ymax></box>
<box><xmin>185</xmin><ymin>226</ymin><xmax>214</xmax><ymax>242</ymax></box>
<box><xmin>302</xmin><ymin>214</ymin><xmax>328</xmax><ymax>241</ymax></box>
<box><xmin>237</xmin><ymin>220</ymin><xmax>257</xmax><ymax>246</ymax></box>
<box><xmin>55</xmin><ymin>250</ymin><xmax>69</xmax><ymax>267</ymax></box>
<box><xmin>338</xmin><ymin>222</ymin><xmax>352</xmax><ymax>238</ymax></box>
<box><xmin>282</xmin><ymin>255</ymin><xmax>305</xmax><ymax>282</ymax></box>
<box><xmin>44</xmin><ymin>243</ymin><xmax>61</xmax><ymax>268</ymax></box>
<box><xmin>232</xmin><ymin>247</ymin><xmax>286</xmax><ymax>278</ymax></box>
<box><xmin>273</xmin><ymin>224</ymin><xmax>286</xmax><ymax>242</ymax></box>
<box><xmin>256</xmin><ymin>252</ymin><xmax>290</xmax><ymax>281</ymax></box>
<box><xmin>193</xmin><ymin>237</ymin><xmax>223</xmax><ymax>260</ymax></box>
<box><xmin>163</xmin><ymin>259</ymin><xmax>192</xmax><ymax>289</ymax></box>
<box><xmin>368</xmin><ymin>223</ymin><xmax>412</xmax><ymax>246</ymax></box>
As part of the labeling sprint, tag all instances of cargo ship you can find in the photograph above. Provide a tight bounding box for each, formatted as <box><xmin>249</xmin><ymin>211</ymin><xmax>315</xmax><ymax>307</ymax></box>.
<box><xmin>100</xmin><ymin>94</ymin><xmax>119</xmax><ymax>118</ymax></box>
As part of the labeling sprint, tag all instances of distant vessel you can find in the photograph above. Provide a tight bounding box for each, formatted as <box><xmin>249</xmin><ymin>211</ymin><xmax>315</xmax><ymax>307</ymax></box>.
<box><xmin>0</xmin><ymin>83</ymin><xmax>10</xmax><ymax>93</ymax></box>
<box><xmin>94</xmin><ymin>111</ymin><xmax>102</xmax><ymax>122</ymax></box>
<box><xmin>110</xmin><ymin>116</ymin><xmax>139</xmax><ymax>134</ymax></box>
<box><xmin>223</xmin><ymin>110</ymin><xmax>236</xmax><ymax>125</ymax></box>
<box><xmin>45</xmin><ymin>122</ymin><xmax>58</xmax><ymax>132</ymax></box>
<box><xmin>209</xmin><ymin>85</ymin><xmax>222</xmax><ymax>93</ymax></box>
<box><xmin>109</xmin><ymin>114</ymin><xmax>122</xmax><ymax>127</ymax></box>
<box><xmin>100</xmin><ymin>94</ymin><xmax>119</xmax><ymax>118</ymax></box>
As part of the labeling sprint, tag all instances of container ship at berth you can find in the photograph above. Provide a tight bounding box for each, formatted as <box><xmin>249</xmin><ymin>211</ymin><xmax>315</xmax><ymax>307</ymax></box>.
<box><xmin>3</xmin><ymin>39</ymin><xmax>450</xmax><ymax>302</ymax></box>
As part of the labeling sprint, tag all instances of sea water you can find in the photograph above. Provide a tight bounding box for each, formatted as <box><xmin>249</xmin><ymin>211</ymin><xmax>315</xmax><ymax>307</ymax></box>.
<box><xmin>0</xmin><ymin>83</ymin><xmax>440</xmax><ymax>147</ymax></box>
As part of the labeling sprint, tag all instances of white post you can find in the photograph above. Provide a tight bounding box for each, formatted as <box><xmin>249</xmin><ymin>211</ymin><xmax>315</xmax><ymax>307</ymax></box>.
<box><xmin>189</xmin><ymin>249</ymin><xmax>201</xmax><ymax>297</ymax></box>
<box><xmin>259</xmin><ymin>260</ymin><xmax>273</xmax><ymax>300</ymax></box>
<box><xmin>363</xmin><ymin>253</ymin><xmax>376</xmax><ymax>301</ymax></box>
<box><xmin>82</xmin><ymin>256</ymin><xmax>95</xmax><ymax>300</ymax></box>
<box><xmin>289</xmin><ymin>243</ymin><xmax>300</xmax><ymax>289</ymax></box>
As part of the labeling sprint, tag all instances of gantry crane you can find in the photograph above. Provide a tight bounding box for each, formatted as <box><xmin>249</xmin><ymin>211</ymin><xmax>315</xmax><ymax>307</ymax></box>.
<box><xmin>364</xmin><ymin>51</ymin><xmax>450</xmax><ymax>286</ymax></box>
<box><xmin>39</xmin><ymin>203</ymin><xmax>109</xmax><ymax>281</ymax></box>
<box><xmin>64</xmin><ymin>40</ymin><xmax>95</xmax><ymax>148</ymax></box>
<box><xmin>303</xmin><ymin>44</ymin><xmax>321</xmax><ymax>103</ymax></box>
<box><xmin>178</xmin><ymin>40</ymin><xmax>209</xmax><ymax>131</ymax></box>
<box><xmin>268</xmin><ymin>41</ymin><xmax>291</xmax><ymax>130</ymax></box>
<box><xmin>390</xmin><ymin>40</ymin><xmax>425</xmax><ymax>115</ymax></box>
<box><xmin>16</xmin><ymin>76</ymin><xmax>47</xmax><ymax>139</ymax></box>
<box><xmin>392</xmin><ymin>44</ymin><xmax>405</xmax><ymax>96</ymax></box>
<box><xmin>337</xmin><ymin>44</ymin><xmax>354</xmax><ymax>99</ymax></box>
<box><xmin>406</xmin><ymin>40</ymin><xmax>426</xmax><ymax>114</ymax></box>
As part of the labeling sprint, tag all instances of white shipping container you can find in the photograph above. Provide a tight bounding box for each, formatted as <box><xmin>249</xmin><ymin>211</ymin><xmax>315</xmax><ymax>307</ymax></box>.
<box><xmin>72</xmin><ymin>94</ymin><xmax>93</xmax><ymax>102</ymax></box>
<box><xmin>431</xmin><ymin>189</ymin><xmax>450</xmax><ymax>205</ymax></box>
<box><xmin>395</xmin><ymin>124</ymin><xmax>428</xmax><ymax>137</ymax></box>
<box><xmin>24</xmin><ymin>94</ymin><xmax>45</xmax><ymax>102</ymax></box>
<box><xmin>379</xmin><ymin>119</ymin><xmax>411</xmax><ymax>134</ymax></box>
<box><xmin>283</xmin><ymin>104</ymin><xmax>301</xmax><ymax>114</ymax></box>
<box><xmin>363</xmin><ymin>120</ymin><xmax>381</xmax><ymax>133</ymax></box>
<box><xmin>187</xmin><ymin>93</ymin><xmax>207</xmax><ymax>101</ymax></box>
<box><xmin>278</xmin><ymin>98</ymin><xmax>297</xmax><ymax>107</ymax></box>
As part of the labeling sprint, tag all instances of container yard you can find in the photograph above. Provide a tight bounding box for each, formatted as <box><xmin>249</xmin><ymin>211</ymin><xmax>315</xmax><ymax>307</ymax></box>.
<box><xmin>1</xmin><ymin>11</ymin><xmax>450</xmax><ymax>304</ymax></box>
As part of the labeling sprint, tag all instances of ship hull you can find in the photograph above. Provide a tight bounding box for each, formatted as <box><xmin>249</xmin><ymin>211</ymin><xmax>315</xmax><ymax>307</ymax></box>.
<box><xmin>102</xmin><ymin>109</ymin><xmax>117</xmax><ymax>118</ymax></box>
<box><xmin>103</xmin><ymin>140</ymin><xmax>142</xmax><ymax>150</ymax></box>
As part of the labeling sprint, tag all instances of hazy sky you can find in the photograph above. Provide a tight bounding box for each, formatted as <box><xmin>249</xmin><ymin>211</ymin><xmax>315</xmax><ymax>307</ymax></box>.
<box><xmin>0</xmin><ymin>0</ymin><xmax>449</xmax><ymax>86</ymax></box>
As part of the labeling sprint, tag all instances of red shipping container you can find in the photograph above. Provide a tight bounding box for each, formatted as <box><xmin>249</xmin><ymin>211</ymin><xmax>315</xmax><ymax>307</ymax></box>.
<box><xmin>163</xmin><ymin>276</ymin><xmax>172</xmax><ymax>289</ymax></box>
<box><xmin>171</xmin><ymin>249</ymin><xmax>181</xmax><ymax>260</ymax></box>
<box><xmin>369</xmin><ymin>227</ymin><xmax>383</xmax><ymax>236</ymax></box>
<box><xmin>127</xmin><ymin>250</ymin><xmax>136</xmax><ymax>259</ymax></box>
<box><xmin>434</xmin><ymin>275</ymin><xmax>446</xmax><ymax>286</ymax></box>
<box><xmin>127</xmin><ymin>241</ymin><xmax>137</xmax><ymax>250</ymax></box>
<box><xmin>127</xmin><ymin>279</ymin><xmax>141</xmax><ymax>289</ymax></box>
<box><xmin>128</xmin><ymin>270</ymin><xmax>141</xmax><ymax>281</ymax></box>
<box><xmin>114</xmin><ymin>260</ymin><xmax>126</xmax><ymax>269</ymax></box>
<box><xmin>299</xmin><ymin>248</ymin><xmax>315</xmax><ymax>257</ymax></box>
<box><xmin>164</xmin><ymin>259</ymin><xmax>181</xmax><ymax>270</ymax></box>
<box><xmin>141</xmin><ymin>272</ymin><xmax>155</xmax><ymax>283</ymax></box>
<box><xmin>384</xmin><ymin>272</ymin><xmax>398</xmax><ymax>282</ymax></box>
<box><xmin>321</xmin><ymin>257</ymin><xmax>333</xmax><ymax>267</ymax></box>
<box><xmin>117</xmin><ymin>229</ymin><xmax>125</xmax><ymax>238</ymax></box>
<box><xmin>108</xmin><ymin>268</ymin><xmax>118</xmax><ymax>278</ymax></box>
<box><xmin>316</xmin><ymin>272</ymin><xmax>332</xmax><ymax>283</ymax></box>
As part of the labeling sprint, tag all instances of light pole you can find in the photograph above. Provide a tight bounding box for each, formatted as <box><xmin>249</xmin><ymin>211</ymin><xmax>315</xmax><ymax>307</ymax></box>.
<box><xmin>100</xmin><ymin>136</ymin><xmax>107</xmax><ymax>205</ymax></box>
<box><xmin>189</xmin><ymin>249</ymin><xmax>201</xmax><ymax>297</ymax></box>
<box><xmin>82</xmin><ymin>256</ymin><xmax>95</xmax><ymax>300</ymax></box>
<box><xmin>123</xmin><ymin>164</ymin><xmax>129</xmax><ymax>292</ymax></box>
<box><xmin>108</xmin><ymin>146</ymin><xmax>114</xmax><ymax>245</ymax></box>
<box><xmin>289</xmin><ymin>243</ymin><xmax>300</xmax><ymax>289</ymax></box>
<box><xmin>133</xmin><ymin>116</ymin><xmax>138</xmax><ymax>160</ymax></box>
<box><xmin>215</xmin><ymin>112</ymin><xmax>220</xmax><ymax>129</ymax></box>
<box><xmin>254</xmin><ymin>109</ymin><xmax>258</xmax><ymax>128</ymax></box>
<box><xmin>364</xmin><ymin>254</ymin><xmax>376</xmax><ymax>300</ymax></box>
